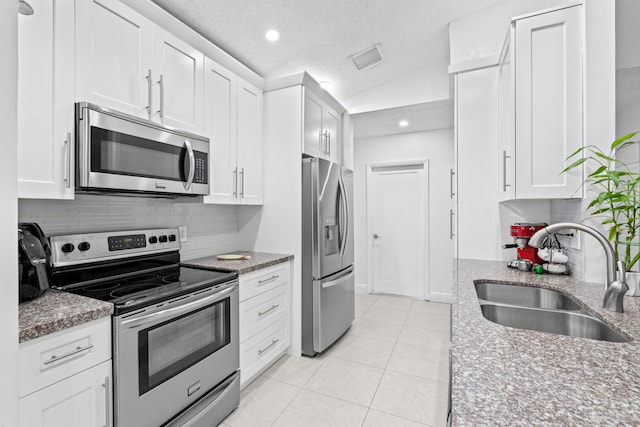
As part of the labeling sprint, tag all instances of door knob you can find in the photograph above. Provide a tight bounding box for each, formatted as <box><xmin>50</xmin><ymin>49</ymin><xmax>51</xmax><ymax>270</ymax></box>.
<box><xmin>373</xmin><ymin>234</ymin><xmax>381</xmax><ymax>239</ymax></box>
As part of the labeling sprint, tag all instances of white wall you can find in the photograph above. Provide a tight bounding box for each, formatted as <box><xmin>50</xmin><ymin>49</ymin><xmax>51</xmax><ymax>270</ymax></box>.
<box><xmin>344</xmin><ymin>59</ymin><xmax>451</xmax><ymax>114</ymax></box>
<box><xmin>19</xmin><ymin>196</ymin><xmax>240</xmax><ymax>261</ymax></box>
<box><xmin>353</xmin><ymin>129</ymin><xmax>454</xmax><ymax>300</ymax></box>
<box><xmin>0</xmin><ymin>0</ymin><xmax>19</xmax><ymax>424</ymax></box>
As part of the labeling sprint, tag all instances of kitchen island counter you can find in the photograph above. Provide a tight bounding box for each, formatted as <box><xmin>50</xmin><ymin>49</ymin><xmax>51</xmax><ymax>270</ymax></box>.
<box><xmin>453</xmin><ymin>259</ymin><xmax>640</xmax><ymax>426</ymax></box>
<box><xmin>183</xmin><ymin>251</ymin><xmax>293</xmax><ymax>275</ymax></box>
<box><xmin>19</xmin><ymin>290</ymin><xmax>113</xmax><ymax>343</ymax></box>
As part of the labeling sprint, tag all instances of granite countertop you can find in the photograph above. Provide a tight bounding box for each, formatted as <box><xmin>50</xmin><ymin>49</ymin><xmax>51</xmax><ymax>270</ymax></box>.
<box><xmin>182</xmin><ymin>251</ymin><xmax>293</xmax><ymax>275</ymax></box>
<box><xmin>19</xmin><ymin>290</ymin><xmax>113</xmax><ymax>344</ymax></box>
<box><xmin>452</xmin><ymin>259</ymin><xmax>640</xmax><ymax>426</ymax></box>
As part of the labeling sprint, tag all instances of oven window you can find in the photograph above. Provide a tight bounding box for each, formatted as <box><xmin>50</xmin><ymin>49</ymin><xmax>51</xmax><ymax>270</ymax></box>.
<box><xmin>138</xmin><ymin>298</ymin><xmax>230</xmax><ymax>395</ymax></box>
<box><xmin>90</xmin><ymin>126</ymin><xmax>187</xmax><ymax>181</ymax></box>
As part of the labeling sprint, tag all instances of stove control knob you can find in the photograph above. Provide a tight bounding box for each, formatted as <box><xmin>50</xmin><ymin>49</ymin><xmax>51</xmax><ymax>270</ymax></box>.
<box><xmin>159</xmin><ymin>235</ymin><xmax>168</xmax><ymax>243</ymax></box>
<box><xmin>78</xmin><ymin>242</ymin><xmax>91</xmax><ymax>251</ymax></box>
<box><xmin>61</xmin><ymin>243</ymin><xmax>75</xmax><ymax>253</ymax></box>
<box><xmin>149</xmin><ymin>236</ymin><xmax>158</xmax><ymax>244</ymax></box>
<box><xmin>169</xmin><ymin>234</ymin><xmax>177</xmax><ymax>242</ymax></box>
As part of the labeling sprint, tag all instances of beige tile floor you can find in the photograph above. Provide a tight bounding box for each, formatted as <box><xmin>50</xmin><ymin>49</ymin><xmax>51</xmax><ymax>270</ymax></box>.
<box><xmin>221</xmin><ymin>294</ymin><xmax>452</xmax><ymax>427</ymax></box>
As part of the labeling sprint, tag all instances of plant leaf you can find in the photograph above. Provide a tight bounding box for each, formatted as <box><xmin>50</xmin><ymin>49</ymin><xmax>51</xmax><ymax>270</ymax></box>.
<box><xmin>611</xmin><ymin>131</ymin><xmax>639</xmax><ymax>149</ymax></box>
<box><xmin>562</xmin><ymin>157</ymin><xmax>587</xmax><ymax>173</ymax></box>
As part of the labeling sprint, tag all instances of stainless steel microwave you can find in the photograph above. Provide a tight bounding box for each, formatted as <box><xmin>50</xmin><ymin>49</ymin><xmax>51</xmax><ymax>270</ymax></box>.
<box><xmin>76</xmin><ymin>102</ymin><xmax>209</xmax><ymax>197</ymax></box>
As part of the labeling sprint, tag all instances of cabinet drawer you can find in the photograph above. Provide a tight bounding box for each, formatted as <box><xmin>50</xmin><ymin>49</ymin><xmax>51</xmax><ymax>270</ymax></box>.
<box><xmin>19</xmin><ymin>317</ymin><xmax>111</xmax><ymax>398</ymax></box>
<box><xmin>240</xmin><ymin>284</ymin><xmax>289</xmax><ymax>342</ymax></box>
<box><xmin>239</xmin><ymin>262</ymin><xmax>290</xmax><ymax>302</ymax></box>
<box><xmin>240</xmin><ymin>316</ymin><xmax>290</xmax><ymax>387</ymax></box>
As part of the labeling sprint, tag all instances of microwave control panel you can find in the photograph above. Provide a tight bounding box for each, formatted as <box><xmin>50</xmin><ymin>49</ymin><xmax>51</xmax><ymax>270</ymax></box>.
<box><xmin>193</xmin><ymin>151</ymin><xmax>208</xmax><ymax>184</ymax></box>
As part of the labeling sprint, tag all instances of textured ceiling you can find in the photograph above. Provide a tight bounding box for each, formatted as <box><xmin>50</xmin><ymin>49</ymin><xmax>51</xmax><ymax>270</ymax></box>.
<box><xmin>151</xmin><ymin>0</ymin><xmax>502</xmax><ymax>114</ymax></box>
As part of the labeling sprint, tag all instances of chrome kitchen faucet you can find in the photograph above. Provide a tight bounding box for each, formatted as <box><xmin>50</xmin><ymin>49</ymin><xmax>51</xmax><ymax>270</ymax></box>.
<box><xmin>528</xmin><ymin>222</ymin><xmax>628</xmax><ymax>313</ymax></box>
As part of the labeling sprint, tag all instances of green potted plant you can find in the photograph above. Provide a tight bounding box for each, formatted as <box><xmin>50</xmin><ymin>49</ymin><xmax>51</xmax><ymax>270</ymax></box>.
<box><xmin>563</xmin><ymin>131</ymin><xmax>640</xmax><ymax>296</ymax></box>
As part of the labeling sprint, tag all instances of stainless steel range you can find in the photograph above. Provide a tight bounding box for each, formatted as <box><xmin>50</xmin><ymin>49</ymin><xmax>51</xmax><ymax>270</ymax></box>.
<box><xmin>50</xmin><ymin>228</ymin><xmax>239</xmax><ymax>427</ymax></box>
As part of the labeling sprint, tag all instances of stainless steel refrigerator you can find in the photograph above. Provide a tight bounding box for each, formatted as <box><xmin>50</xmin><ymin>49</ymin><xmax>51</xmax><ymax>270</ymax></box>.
<box><xmin>302</xmin><ymin>157</ymin><xmax>354</xmax><ymax>356</ymax></box>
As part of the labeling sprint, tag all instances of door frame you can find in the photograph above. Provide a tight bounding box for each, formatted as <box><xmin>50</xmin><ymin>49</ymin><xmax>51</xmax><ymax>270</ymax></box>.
<box><xmin>365</xmin><ymin>159</ymin><xmax>430</xmax><ymax>300</ymax></box>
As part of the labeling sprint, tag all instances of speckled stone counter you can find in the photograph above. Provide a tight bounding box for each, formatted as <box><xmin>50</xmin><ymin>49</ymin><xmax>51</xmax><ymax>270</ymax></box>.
<box><xmin>182</xmin><ymin>251</ymin><xmax>293</xmax><ymax>275</ymax></box>
<box><xmin>19</xmin><ymin>290</ymin><xmax>113</xmax><ymax>343</ymax></box>
<box><xmin>452</xmin><ymin>259</ymin><xmax>640</xmax><ymax>426</ymax></box>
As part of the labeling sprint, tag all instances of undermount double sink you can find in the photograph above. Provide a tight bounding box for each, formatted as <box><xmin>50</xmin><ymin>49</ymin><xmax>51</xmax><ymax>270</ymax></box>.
<box><xmin>474</xmin><ymin>282</ymin><xmax>629</xmax><ymax>343</ymax></box>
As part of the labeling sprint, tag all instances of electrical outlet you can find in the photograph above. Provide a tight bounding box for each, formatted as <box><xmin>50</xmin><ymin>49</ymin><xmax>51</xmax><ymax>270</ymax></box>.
<box><xmin>571</xmin><ymin>230</ymin><xmax>580</xmax><ymax>250</ymax></box>
<box><xmin>178</xmin><ymin>226</ymin><xmax>188</xmax><ymax>243</ymax></box>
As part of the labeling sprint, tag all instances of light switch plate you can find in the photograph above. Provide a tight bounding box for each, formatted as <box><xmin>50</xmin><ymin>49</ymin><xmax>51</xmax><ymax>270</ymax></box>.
<box><xmin>178</xmin><ymin>226</ymin><xmax>188</xmax><ymax>242</ymax></box>
<box><xmin>571</xmin><ymin>230</ymin><xmax>580</xmax><ymax>250</ymax></box>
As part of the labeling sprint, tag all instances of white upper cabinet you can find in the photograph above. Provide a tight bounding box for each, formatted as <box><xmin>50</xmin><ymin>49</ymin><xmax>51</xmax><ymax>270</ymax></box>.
<box><xmin>152</xmin><ymin>26</ymin><xmax>204</xmax><ymax>133</ymax></box>
<box><xmin>303</xmin><ymin>89</ymin><xmax>341</xmax><ymax>164</ymax></box>
<box><xmin>75</xmin><ymin>0</ymin><xmax>153</xmax><ymax>118</ymax></box>
<box><xmin>203</xmin><ymin>59</ymin><xmax>263</xmax><ymax>205</ymax></box>
<box><xmin>512</xmin><ymin>5</ymin><xmax>583</xmax><ymax>199</ymax></box>
<box><xmin>498</xmin><ymin>32</ymin><xmax>515</xmax><ymax>201</ymax></box>
<box><xmin>204</xmin><ymin>60</ymin><xmax>237</xmax><ymax>204</ymax></box>
<box><xmin>18</xmin><ymin>0</ymin><xmax>75</xmax><ymax>200</ymax></box>
<box><xmin>236</xmin><ymin>79</ymin><xmax>264</xmax><ymax>205</ymax></box>
<box><xmin>303</xmin><ymin>91</ymin><xmax>324</xmax><ymax>158</ymax></box>
<box><xmin>76</xmin><ymin>0</ymin><xmax>204</xmax><ymax>134</ymax></box>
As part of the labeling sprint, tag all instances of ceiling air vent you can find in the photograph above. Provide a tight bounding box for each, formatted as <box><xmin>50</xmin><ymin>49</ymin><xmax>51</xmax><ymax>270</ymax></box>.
<box><xmin>350</xmin><ymin>44</ymin><xmax>383</xmax><ymax>71</ymax></box>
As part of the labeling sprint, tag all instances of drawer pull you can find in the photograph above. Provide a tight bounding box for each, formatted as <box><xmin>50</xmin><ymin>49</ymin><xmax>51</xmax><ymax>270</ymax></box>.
<box><xmin>258</xmin><ymin>304</ymin><xmax>280</xmax><ymax>317</ymax></box>
<box><xmin>102</xmin><ymin>376</ymin><xmax>112</xmax><ymax>427</ymax></box>
<box><xmin>258</xmin><ymin>275</ymin><xmax>279</xmax><ymax>285</ymax></box>
<box><xmin>43</xmin><ymin>344</ymin><xmax>94</xmax><ymax>365</ymax></box>
<box><xmin>258</xmin><ymin>339</ymin><xmax>280</xmax><ymax>356</ymax></box>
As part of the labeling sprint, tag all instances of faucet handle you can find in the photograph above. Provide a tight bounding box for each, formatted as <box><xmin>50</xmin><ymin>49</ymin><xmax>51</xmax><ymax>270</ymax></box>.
<box><xmin>617</xmin><ymin>260</ymin><xmax>627</xmax><ymax>283</ymax></box>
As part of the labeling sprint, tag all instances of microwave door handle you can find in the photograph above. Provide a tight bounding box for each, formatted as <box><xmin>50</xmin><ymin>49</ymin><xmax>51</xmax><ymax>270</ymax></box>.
<box><xmin>184</xmin><ymin>139</ymin><xmax>195</xmax><ymax>190</ymax></box>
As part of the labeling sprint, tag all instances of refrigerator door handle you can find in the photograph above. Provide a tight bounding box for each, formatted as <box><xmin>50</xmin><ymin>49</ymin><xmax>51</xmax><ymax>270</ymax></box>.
<box><xmin>322</xmin><ymin>270</ymin><xmax>354</xmax><ymax>289</ymax></box>
<box><xmin>338</xmin><ymin>176</ymin><xmax>349</xmax><ymax>258</ymax></box>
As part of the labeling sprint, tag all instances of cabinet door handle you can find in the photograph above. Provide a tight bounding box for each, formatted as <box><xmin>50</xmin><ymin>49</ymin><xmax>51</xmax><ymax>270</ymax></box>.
<box><xmin>43</xmin><ymin>343</ymin><xmax>94</xmax><ymax>365</ymax></box>
<box><xmin>327</xmin><ymin>131</ymin><xmax>331</xmax><ymax>156</ymax></box>
<box><xmin>450</xmin><ymin>168</ymin><xmax>455</xmax><ymax>199</ymax></box>
<box><xmin>450</xmin><ymin>209</ymin><xmax>455</xmax><ymax>240</ymax></box>
<box><xmin>240</xmin><ymin>168</ymin><xmax>245</xmax><ymax>198</ymax></box>
<box><xmin>258</xmin><ymin>304</ymin><xmax>280</xmax><ymax>317</ymax></box>
<box><xmin>258</xmin><ymin>275</ymin><xmax>279</xmax><ymax>285</ymax></box>
<box><xmin>258</xmin><ymin>339</ymin><xmax>280</xmax><ymax>355</ymax></box>
<box><xmin>102</xmin><ymin>376</ymin><xmax>112</xmax><ymax>427</ymax></box>
<box><xmin>157</xmin><ymin>74</ymin><xmax>164</xmax><ymax>118</ymax></box>
<box><xmin>146</xmin><ymin>69</ymin><xmax>153</xmax><ymax>119</ymax></box>
<box><xmin>232</xmin><ymin>167</ymin><xmax>238</xmax><ymax>198</ymax></box>
<box><xmin>503</xmin><ymin>150</ymin><xmax>511</xmax><ymax>192</ymax></box>
<box><xmin>319</xmin><ymin>130</ymin><xmax>324</xmax><ymax>154</ymax></box>
<box><xmin>64</xmin><ymin>132</ymin><xmax>72</xmax><ymax>189</ymax></box>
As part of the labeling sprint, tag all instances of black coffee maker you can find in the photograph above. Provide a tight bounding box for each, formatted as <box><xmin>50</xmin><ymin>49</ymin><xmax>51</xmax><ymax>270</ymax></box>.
<box><xmin>18</xmin><ymin>223</ymin><xmax>51</xmax><ymax>303</ymax></box>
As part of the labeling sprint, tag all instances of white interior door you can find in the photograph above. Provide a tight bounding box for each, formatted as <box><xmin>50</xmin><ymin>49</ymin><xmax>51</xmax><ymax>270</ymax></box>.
<box><xmin>367</xmin><ymin>163</ymin><xmax>428</xmax><ymax>299</ymax></box>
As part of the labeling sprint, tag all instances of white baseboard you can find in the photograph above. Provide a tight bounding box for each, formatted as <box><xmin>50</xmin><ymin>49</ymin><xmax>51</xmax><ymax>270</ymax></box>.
<box><xmin>428</xmin><ymin>292</ymin><xmax>454</xmax><ymax>304</ymax></box>
<box><xmin>354</xmin><ymin>283</ymin><xmax>367</xmax><ymax>294</ymax></box>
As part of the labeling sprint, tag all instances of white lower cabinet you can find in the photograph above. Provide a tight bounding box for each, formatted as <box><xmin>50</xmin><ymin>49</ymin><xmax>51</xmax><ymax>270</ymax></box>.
<box><xmin>19</xmin><ymin>360</ymin><xmax>112</xmax><ymax>427</ymax></box>
<box><xmin>19</xmin><ymin>318</ymin><xmax>112</xmax><ymax>427</ymax></box>
<box><xmin>239</xmin><ymin>262</ymin><xmax>291</xmax><ymax>388</ymax></box>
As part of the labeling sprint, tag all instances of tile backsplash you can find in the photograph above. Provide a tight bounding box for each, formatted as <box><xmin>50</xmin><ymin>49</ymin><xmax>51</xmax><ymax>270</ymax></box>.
<box><xmin>18</xmin><ymin>194</ymin><xmax>240</xmax><ymax>260</ymax></box>
<box><xmin>550</xmin><ymin>199</ymin><xmax>585</xmax><ymax>280</ymax></box>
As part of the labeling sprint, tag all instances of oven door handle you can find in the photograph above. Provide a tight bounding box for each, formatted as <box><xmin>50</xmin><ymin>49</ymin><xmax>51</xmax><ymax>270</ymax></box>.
<box><xmin>121</xmin><ymin>284</ymin><xmax>235</xmax><ymax>328</ymax></box>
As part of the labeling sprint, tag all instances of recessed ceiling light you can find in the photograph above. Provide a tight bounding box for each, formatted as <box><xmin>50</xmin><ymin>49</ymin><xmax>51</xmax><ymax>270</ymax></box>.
<box><xmin>399</xmin><ymin>120</ymin><xmax>409</xmax><ymax>127</ymax></box>
<box><xmin>319</xmin><ymin>81</ymin><xmax>331</xmax><ymax>90</ymax></box>
<box><xmin>265</xmin><ymin>30</ymin><xmax>280</xmax><ymax>42</ymax></box>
